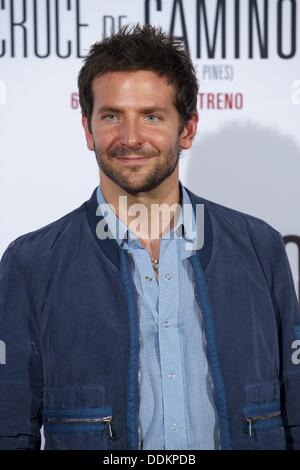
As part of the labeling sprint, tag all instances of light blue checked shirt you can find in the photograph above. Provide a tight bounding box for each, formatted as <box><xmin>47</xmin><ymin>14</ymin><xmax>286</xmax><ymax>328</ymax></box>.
<box><xmin>97</xmin><ymin>183</ymin><xmax>218</xmax><ymax>450</ymax></box>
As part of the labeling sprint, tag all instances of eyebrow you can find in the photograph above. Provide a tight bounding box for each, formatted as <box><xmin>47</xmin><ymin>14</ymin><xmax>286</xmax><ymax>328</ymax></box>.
<box><xmin>96</xmin><ymin>106</ymin><xmax>168</xmax><ymax>116</ymax></box>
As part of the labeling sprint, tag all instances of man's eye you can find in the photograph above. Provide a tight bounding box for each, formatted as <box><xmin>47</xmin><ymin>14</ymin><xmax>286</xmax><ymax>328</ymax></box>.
<box><xmin>102</xmin><ymin>114</ymin><xmax>118</xmax><ymax>121</ymax></box>
<box><xmin>145</xmin><ymin>114</ymin><xmax>160</xmax><ymax>122</ymax></box>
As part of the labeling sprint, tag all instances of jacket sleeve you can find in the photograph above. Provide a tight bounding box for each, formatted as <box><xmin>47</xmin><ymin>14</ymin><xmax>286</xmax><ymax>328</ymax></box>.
<box><xmin>270</xmin><ymin>231</ymin><xmax>300</xmax><ymax>449</ymax></box>
<box><xmin>0</xmin><ymin>243</ymin><xmax>43</xmax><ymax>449</ymax></box>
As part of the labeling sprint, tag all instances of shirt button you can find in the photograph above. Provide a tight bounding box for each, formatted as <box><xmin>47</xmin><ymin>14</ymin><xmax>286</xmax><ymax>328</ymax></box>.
<box><xmin>168</xmin><ymin>372</ymin><xmax>176</xmax><ymax>381</ymax></box>
<box><xmin>145</xmin><ymin>275</ymin><xmax>152</xmax><ymax>282</ymax></box>
<box><xmin>172</xmin><ymin>423</ymin><xmax>180</xmax><ymax>432</ymax></box>
<box><xmin>165</xmin><ymin>273</ymin><xmax>172</xmax><ymax>280</ymax></box>
<box><xmin>163</xmin><ymin>321</ymin><xmax>170</xmax><ymax>328</ymax></box>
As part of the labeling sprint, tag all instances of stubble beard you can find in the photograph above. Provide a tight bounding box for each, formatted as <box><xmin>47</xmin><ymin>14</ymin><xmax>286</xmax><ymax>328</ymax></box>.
<box><xmin>94</xmin><ymin>140</ymin><xmax>182</xmax><ymax>195</ymax></box>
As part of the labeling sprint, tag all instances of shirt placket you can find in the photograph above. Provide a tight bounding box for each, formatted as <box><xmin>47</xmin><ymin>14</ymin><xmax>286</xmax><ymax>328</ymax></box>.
<box><xmin>158</xmin><ymin>238</ymin><xmax>188</xmax><ymax>450</ymax></box>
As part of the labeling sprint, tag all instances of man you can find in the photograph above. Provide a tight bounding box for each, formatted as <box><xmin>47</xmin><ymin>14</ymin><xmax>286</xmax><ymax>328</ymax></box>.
<box><xmin>0</xmin><ymin>24</ymin><xmax>300</xmax><ymax>451</ymax></box>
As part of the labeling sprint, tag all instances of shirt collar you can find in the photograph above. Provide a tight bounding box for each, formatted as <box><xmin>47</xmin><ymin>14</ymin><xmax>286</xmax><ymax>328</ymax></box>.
<box><xmin>175</xmin><ymin>182</ymin><xmax>197</xmax><ymax>243</ymax></box>
<box><xmin>96</xmin><ymin>181</ymin><xmax>196</xmax><ymax>247</ymax></box>
<box><xmin>96</xmin><ymin>186</ymin><xmax>131</xmax><ymax>247</ymax></box>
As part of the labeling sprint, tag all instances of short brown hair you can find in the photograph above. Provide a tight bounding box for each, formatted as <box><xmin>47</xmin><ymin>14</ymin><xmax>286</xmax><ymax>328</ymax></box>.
<box><xmin>77</xmin><ymin>24</ymin><xmax>199</xmax><ymax>132</ymax></box>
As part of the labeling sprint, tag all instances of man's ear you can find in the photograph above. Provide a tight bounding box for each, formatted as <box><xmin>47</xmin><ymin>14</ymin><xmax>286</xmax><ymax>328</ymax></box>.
<box><xmin>82</xmin><ymin>114</ymin><xmax>95</xmax><ymax>151</ymax></box>
<box><xmin>179</xmin><ymin>112</ymin><xmax>199</xmax><ymax>150</ymax></box>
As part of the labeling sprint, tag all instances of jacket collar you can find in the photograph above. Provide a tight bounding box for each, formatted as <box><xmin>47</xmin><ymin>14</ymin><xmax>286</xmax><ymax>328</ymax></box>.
<box><xmin>85</xmin><ymin>185</ymin><xmax>213</xmax><ymax>271</ymax></box>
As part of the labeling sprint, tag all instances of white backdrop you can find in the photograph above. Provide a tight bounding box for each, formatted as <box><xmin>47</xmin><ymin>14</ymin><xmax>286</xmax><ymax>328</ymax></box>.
<box><xmin>0</xmin><ymin>0</ymin><xmax>299</xmax><ymax>300</ymax></box>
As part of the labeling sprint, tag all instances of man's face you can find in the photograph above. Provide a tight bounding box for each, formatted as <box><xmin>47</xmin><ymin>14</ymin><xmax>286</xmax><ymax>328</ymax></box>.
<box><xmin>82</xmin><ymin>70</ymin><xmax>197</xmax><ymax>195</ymax></box>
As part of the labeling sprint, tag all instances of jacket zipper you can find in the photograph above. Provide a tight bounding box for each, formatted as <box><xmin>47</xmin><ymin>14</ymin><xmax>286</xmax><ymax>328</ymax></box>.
<box><xmin>46</xmin><ymin>416</ymin><xmax>115</xmax><ymax>440</ymax></box>
<box><xmin>246</xmin><ymin>410</ymin><xmax>281</xmax><ymax>437</ymax></box>
<box><xmin>126</xmin><ymin>251</ymin><xmax>142</xmax><ymax>450</ymax></box>
<box><xmin>192</xmin><ymin>277</ymin><xmax>222</xmax><ymax>449</ymax></box>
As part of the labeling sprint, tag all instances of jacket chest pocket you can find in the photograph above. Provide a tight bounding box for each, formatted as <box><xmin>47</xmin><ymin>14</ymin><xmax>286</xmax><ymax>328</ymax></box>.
<box><xmin>43</xmin><ymin>407</ymin><xmax>115</xmax><ymax>450</ymax></box>
<box><xmin>243</xmin><ymin>381</ymin><xmax>286</xmax><ymax>450</ymax></box>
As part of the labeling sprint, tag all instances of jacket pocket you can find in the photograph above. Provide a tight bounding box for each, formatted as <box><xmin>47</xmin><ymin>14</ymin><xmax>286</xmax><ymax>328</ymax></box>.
<box><xmin>43</xmin><ymin>406</ymin><xmax>115</xmax><ymax>450</ymax></box>
<box><xmin>243</xmin><ymin>381</ymin><xmax>286</xmax><ymax>450</ymax></box>
<box><xmin>42</xmin><ymin>386</ymin><xmax>114</xmax><ymax>450</ymax></box>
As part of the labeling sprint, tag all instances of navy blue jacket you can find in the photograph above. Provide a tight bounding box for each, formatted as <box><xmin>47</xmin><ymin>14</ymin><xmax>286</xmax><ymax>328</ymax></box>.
<box><xmin>0</xmin><ymin>186</ymin><xmax>300</xmax><ymax>450</ymax></box>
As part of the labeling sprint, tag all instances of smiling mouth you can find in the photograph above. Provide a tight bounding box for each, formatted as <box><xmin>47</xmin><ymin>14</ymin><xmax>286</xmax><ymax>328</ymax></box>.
<box><xmin>117</xmin><ymin>156</ymin><xmax>149</xmax><ymax>159</ymax></box>
<box><xmin>116</xmin><ymin>156</ymin><xmax>153</xmax><ymax>163</ymax></box>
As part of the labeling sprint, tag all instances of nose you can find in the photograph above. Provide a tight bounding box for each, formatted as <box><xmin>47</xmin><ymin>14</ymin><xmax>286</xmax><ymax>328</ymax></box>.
<box><xmin>119</xmin><ymin>117</ymin><xmax>145</xmax><ymax>148</ymax></box>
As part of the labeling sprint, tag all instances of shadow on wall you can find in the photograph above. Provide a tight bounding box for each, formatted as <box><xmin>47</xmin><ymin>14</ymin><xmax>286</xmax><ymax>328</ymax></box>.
<box><xmin>185</xmin><ymin>121</ymin><xmax>300</xmax><ymax>301</ymax></box>
<box><xmin>185</xmin><ymin>121</ymin><xmax>300</xmax><ymax>228</ymax></box>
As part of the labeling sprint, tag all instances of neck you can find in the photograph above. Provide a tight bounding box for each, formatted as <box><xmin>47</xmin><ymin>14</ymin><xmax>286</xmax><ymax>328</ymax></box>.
<box><xmin>99</xmin><ymin>171</ymin><xmax>182</xmax><ymax>242</ymax></box>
